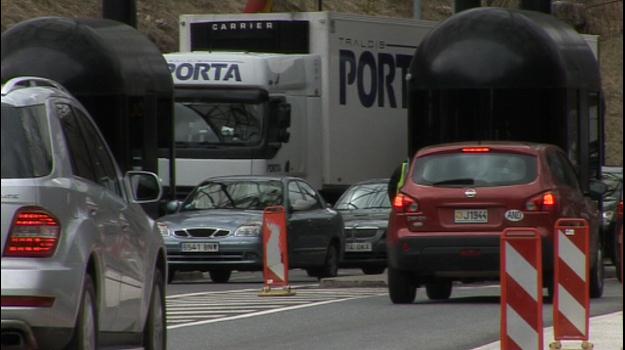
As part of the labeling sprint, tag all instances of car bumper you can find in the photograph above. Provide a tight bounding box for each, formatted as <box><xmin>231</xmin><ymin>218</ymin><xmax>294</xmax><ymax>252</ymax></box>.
<box><xmin>165</xmin><ymin>238</ymin><xmax>263</xmax><ymax>271</ymax></box>
<box><xmin>387</xmin><ymin>229</ymin><xmax>554</xmax><ymax>280</ymax></box>
<box><xmin>340</xmin><ymin>240</ymin><xmax>387</xmax><ymax>268</ymax></box>
<box><xmin>1</xmin><ymin>261</ymin><xmax>84</xmax><ymax>349</ymax></box>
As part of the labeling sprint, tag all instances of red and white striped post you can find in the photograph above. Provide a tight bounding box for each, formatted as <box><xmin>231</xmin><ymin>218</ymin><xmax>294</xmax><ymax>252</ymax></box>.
<box><xmin>500</xmin><ymin>227</ymin><xmax>543</xmax><ymax>350</ymax></box>
<box><xmin>259</xmin><ymin>206</ymin><xmax>295</xmax><ymax>296</ymax></box>
<box><xmin>550</xmin><ymin>218</ymin><xmax>591</xmax><ymax>349</ymax></box>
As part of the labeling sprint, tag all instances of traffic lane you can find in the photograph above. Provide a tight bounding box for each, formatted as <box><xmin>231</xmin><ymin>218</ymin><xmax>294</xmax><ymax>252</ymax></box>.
<box><xmin>166</xmin><ymin>268</ymin><xmax>367</xmax><ymax>295</ymax></box>
<box><xmin>166</xmin><ymin>273</ymin><xmax>622</xmax><ymax>350</ymax></box>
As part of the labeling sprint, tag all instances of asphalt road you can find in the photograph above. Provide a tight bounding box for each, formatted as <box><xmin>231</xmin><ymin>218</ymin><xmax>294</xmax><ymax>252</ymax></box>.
<box><xmin>165</xmin><ymin>266</ymin><xmax>623</xmax><ymax>350</ymax></box>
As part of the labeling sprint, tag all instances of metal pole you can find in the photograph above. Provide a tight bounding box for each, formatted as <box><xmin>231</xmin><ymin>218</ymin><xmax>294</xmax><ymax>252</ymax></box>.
<box><xmin>413</xmin><ymin>0</ymin><xmax>422</xmax><ymax>19</ymax></box>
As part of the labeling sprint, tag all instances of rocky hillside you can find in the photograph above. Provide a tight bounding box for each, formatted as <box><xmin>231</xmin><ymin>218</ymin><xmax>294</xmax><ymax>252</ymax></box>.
<box><xmin>1</xmin><ymin>0</ymin><xmax>622</xmax><ymax>165</ymax></box>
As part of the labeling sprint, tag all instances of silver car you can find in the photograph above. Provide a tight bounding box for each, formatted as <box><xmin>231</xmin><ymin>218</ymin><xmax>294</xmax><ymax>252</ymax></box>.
<box><xmin>1</xmin><ymin>77</ymin><xmax>167</xmax><ymax>350</ymax></box>
<box><xmin>334</xmin><ymin>179</ymin><xmax>390</xmax><ymax>274</ymax></box>
<box><xmin>159</xmin><ymin>175</ymin><xmax>344</xmax><ymax>283</ymax></box>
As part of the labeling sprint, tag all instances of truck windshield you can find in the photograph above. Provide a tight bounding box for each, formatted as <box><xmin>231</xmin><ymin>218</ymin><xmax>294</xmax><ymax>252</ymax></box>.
<box><xmin>174</xmin><ymin>101</ymin><xmax>264</xmax><ymax>147</ymax></box>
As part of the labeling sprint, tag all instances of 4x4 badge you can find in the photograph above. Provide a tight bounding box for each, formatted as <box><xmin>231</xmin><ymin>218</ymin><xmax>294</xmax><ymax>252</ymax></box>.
<box><xmin>464</xmin><ymin>189</ymin><xmax>477</xmax><ymax>198</ymax></box>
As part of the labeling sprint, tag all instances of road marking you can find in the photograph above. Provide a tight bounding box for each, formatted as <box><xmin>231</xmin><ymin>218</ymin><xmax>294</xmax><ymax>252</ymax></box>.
<box><xmin>166</xmin><ymin>287</ymin><xmax>386</xmax><ymax>330</ymax></box>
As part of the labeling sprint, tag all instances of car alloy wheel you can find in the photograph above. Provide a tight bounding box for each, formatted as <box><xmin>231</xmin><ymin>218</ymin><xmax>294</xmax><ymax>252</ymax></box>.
<box><xmin>144</xmin><ymin>270</ymin><xmax>166</xmax><ymax>350</ymax></box>
<box><xmin>70</xmin><ymin>275</ymin><xmax>97</xmax><ymax>350</ymax></box>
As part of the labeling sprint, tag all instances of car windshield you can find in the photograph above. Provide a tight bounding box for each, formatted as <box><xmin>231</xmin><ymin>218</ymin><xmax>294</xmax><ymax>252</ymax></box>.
<box><xmin>335</xmin><ymin>182</ymin><xmax>390</xmax><ymax>210</ymax></box>
<box><xmin>413</xmin><ymin>151</ymin><xmax>537</xmax><ymax>187</ymax></box>
<box><xmin>181</xmin><ymin>180</ymin><xmax>283</xmax><ymax>211</ymax></box>
<box><xmin>174</xmin><ymin>101</ymin><xmax>263</xmax><ymax>147</ymax></box>
<box><xmin>1</xmin><ymin>103</ymin><xmax>52</xmax><ymax>179</ymax></box>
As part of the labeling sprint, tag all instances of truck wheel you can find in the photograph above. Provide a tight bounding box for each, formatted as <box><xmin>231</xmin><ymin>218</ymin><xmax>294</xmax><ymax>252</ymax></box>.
<box><xmin>425</xmin><ymin>281</ymin><xmax>452</xmax><ymax>300</ymax></box>
<box><xmin>68</xmin><ymin>275</ymin><xmax>97</xmax><ymax>350</ymax></box>
<box><xmin>209</xmin><ymin>270</ymin><xmax>231</xmax><ymax>283</ymax></box>
<box><xmin>589</xmin><ymin>248</ymin><xmax>605</xmax><ymax>298</ymax></box>
<box><xmin>388</xmin><ymin>266</ymin><xmax>416</xmax><ymax>304</ymax></box>
<box><xmin>144</xmin><ymin>270</ymin><xmax>166</xmax><ymax>350</ymax></box>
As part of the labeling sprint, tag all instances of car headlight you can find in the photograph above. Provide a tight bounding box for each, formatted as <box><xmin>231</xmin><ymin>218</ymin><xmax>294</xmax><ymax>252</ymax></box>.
<box><xmin>234</xmin><ymin>223</ymin><xmax>262</xmax><ymax>237</ymax></box>
<box><xmin>157</xmin><ymin>222</ymin><xmax>170</xmax><ymax>237</ymax></box>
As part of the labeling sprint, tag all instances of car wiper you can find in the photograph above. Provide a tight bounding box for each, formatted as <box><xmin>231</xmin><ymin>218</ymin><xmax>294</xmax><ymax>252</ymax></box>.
<box><xmin>431</xmin><ymin>178</ymin><xmax>475</xmax><ymax>186</ymax></box>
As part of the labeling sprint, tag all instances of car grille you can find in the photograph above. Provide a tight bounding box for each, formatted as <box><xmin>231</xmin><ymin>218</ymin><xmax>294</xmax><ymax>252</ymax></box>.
<box><xmin>173</xmin><ymin>228</ymin><xmax>231</xmax><ymax>238</ymax></box>
<box><xmin>345</xmin><ymin>228</ymin><xmax>380</xmax><ymax>239</ymax></box>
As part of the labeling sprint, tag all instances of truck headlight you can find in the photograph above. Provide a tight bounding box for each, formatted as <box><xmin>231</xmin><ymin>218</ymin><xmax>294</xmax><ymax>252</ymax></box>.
<box><xmin>234</xmin><ymin>223</ymin><xmax>261</xmax><ymax>237</ymax></box>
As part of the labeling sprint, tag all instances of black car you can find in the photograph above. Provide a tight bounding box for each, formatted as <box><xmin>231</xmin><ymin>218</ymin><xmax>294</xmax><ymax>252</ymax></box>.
<box><xmin>334</xmin><ymin>179</ymin><xmax>390</xmax><ymax>274</ymax></box>
<box><xmin>159</xmin><ymin>175</ymin><xmax>344</xmax><ymax>282</ymax></box>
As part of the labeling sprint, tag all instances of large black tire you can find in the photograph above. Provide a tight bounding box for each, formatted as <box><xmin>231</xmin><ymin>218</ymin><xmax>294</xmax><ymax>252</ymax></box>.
<box><xmin>318</xmin><ymin>244</ymin><xmax>339</xmax><ymax>278</ymax></box>
<box><xmin>67</xmin><ymin>275</ymin><xmax>97</xmax><ymax>350</ymax></box>
<box><xmin>388</xmin><ymin>266</ymin><xmax>416</xmax><ymax>304</ymax></box>
<box><xmin>589</xmin><ymin>248</ymin><xmax>605</xmax><ymax>298</ymax></box>
<box><xmin>209</xmin><ymin>270</ymin><xmax>232</xmax><ymax>283</ymax></box>
<box><xmin>144</xmin><ymin>270</ymin><xmax>166</xmax><ymax>350</ymax></box>
<box><xmin>425</xmin><ymin>281</ymin><xmax>452</xmax><ymax>300</ymax></box>
<box><xmin>362</xmin><ymin>267</ymin><xmax>386</xmax><ymax>275</ymax></box>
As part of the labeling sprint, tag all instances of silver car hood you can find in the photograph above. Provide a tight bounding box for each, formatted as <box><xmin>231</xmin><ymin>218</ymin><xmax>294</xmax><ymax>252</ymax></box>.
<box><xmin>159</xmin><ymin>209</ymin><xmax>263</xmax><ymax>230</ymax></box>
<box><xmin>339</xmin><ymin>209</ymin><xmax>390</xmax><ymax>229</ymax></box>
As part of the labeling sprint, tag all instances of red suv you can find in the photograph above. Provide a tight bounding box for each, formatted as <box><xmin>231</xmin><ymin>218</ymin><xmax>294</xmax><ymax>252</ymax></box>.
<box><xmin>387</xmin><ymin>142</ymin><xmax>605</xmax><ymax>303</ymax></box>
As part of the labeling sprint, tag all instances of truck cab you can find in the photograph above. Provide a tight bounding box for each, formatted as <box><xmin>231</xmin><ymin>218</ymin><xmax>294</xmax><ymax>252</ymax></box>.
<box><xmin>160</xmin><ymin>52</ymin><xmax>320</xmax><ymax>198</ymax></box>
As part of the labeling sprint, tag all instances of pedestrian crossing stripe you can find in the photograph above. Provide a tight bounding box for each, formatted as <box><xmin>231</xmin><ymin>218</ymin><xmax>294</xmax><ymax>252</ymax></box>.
<box><xmin>166</xmin><ymin>287</ymin><xmax>386</xmax><ymax>329</ymax></box>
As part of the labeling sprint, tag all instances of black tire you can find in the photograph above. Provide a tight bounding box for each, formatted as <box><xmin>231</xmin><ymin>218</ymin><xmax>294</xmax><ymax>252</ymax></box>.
<box><xmin>362</xmin><ymin>267</ymin><xmax>386</xmax><ymax>275</ymax></box>
<box><xmin>68</xmin><ymin>274</ymin><xmax>97</xmax><ymax>350</ymax></box>
<box><xmin>425</xmin><ymin>281</ymin><xmax>452</xmax><ymax>300</ymax></box>
<box><xmin>167</xmin><ymin>268</ymin><xmax>176</xmax><ymax>284</ymax></box>
<box><xmin>318</xmin><ymin>244</ymin><xmax>339</xmax><ymax>278</ymax></box>
<box><xmin>589</xmin><ymin>248</ymin><xmax>605</xmax><ymax>298</ymax></box>
<box><xmin>144</xmin><ymin>270</ymin><xmax>166</xmax><ymax>350</ymax></box>
<box><xmin>388</xmin><ymin>266</ymin><xmax>416</xmax><ymax>304</ymax></box>
<box><xmin>209</xmin><ymin>270</ymin><xmax>231</xmax><ymax>283</ymax></box>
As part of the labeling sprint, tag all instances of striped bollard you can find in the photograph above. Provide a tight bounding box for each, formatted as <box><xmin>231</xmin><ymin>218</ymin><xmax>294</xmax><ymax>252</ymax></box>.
<box><xmin>501</xmin><ymin>227</ymin><xmax>543</xmax><ymax>350</ymax></box>
<box><xmin>550</xmin><ymin>218</ymin><xmax>592</xmax><ymax>350</ymax></box>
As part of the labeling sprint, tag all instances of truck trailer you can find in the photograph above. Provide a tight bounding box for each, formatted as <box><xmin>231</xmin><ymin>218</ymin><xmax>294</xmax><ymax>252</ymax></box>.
<box><xmin>159</xmin><ymin>12</ymin><xmax>436</xmax><ymax>202</ymax></box>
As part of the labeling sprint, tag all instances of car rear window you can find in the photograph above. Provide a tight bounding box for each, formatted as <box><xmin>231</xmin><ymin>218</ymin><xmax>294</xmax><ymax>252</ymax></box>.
<box><xmin>1</xmin><ymin>103</ymin><xmax>52</xmax><ymax>179</ymax></box>
<box><xmin>412</xmin><ymin>151</ymin><xmax>537</xmax><ymax>187</ymax></box>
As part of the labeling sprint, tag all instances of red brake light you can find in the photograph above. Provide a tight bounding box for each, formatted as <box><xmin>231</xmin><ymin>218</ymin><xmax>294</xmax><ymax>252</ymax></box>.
<box><xmin>526</xmin><ymin>192</ymin><xmax>558</xmax><ymax>212</ymax></box>
<box><xmin>4</xmin><ymin>208</ymin><xmax>60</xmax><ymax>258</ymax></box>
<box><xmin>462</xmin><ymin>147</ymin><xmax>491</xmax><ymax>153</ymax></box>
<box><xmin>618</xmin><ymin>200</ymin><xmax>623</xmax><ymax>219</ymax></box>
<box><xmin>392</xmin><ymin>193</ymin><xmax>419</xmax><ymax>213</ymax></box>
<box><xmin>1</xmin><ymin>296</ymin><xmax>55</xmax><ymax>307</ymax></box>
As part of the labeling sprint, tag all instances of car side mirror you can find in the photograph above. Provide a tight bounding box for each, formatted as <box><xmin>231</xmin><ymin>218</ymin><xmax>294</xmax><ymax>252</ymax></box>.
<box><xmin>127</xmin><ymin>171</ymin><xmax>162</xmax><ymax>203</ymax></box>
<box><xmin>166</xmin><ymin>200</ymin><xmax>182</xmax><ymax>214</ymax></box>
<box><xmin>588</xmin><ymin>180</ymin><xmax>609</xmax><ymax>201</ymax></box>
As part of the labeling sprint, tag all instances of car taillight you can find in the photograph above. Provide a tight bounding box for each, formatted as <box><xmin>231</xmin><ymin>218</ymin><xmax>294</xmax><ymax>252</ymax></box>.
<box><xmin>1</xmin><ymin>296</ymin><xmax>55</xmax><ymax>307</ymax></box>
<box><xmin>526</xmin><ymin>191</ymin><xmax>558</xmax><ymax>212</ymax></box>
<box><xmin>618</xmin><ymin>200</ymin><xmax>623</xmax><ymax>220</ymax></box>
<box><xmin>392</xmin><ymin>193</ymin><xmax>419</xmax><ymax>213</ymax></box>
<box><xmin>4</xmin><ymin>208</ymin><xmax>60</xmax><ymax>258</ymax></box>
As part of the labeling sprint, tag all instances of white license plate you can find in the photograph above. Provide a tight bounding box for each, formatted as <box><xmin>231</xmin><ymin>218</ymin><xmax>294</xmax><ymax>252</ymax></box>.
<box><xmin>181</xmin><ymin>242</ymin><xmax>219</xmax><ymax>252</ymax></box>
<box><xmin>454</xmin><ymin>209</ymin><xmax>488</xmax><ymax>224</ymax></box>
<box><xmin>345</xmin><ymin>242</ymin><xmax>372</xmax><ymax>252</ymax></box>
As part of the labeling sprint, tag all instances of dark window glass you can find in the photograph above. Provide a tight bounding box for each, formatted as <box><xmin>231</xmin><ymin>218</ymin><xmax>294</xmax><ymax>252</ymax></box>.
<box><xmin>335</xmin><ymin>182</ymin><xmax>391</xmax><ymax>210</ymax></box>
<box><xmin>74</xmin><ymin>108</ymin><xmax>122</xmax><ymax>196</ymax></box>
<box><xmin>413</xmin><ymin>152</ymin><xmax>537</xmax><ymax>187</ymax></box>
<box><xmin>297</xmin><ymin>181</ymin><xmax>321</xmax><ymax>210</ymax></box>
<box><xmin>57</xmin><ymin>103</ymin><xmax>96</xmax><ymax>182</ymax></box>
<box><xmin>1</xmin><ymin>104</ymin><xmax>52</xmax><ymax>178</ymax></box>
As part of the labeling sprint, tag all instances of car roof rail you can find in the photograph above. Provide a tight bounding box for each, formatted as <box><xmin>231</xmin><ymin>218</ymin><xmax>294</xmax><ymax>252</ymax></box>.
<box><xmin>1</xmin><ymin>76</ymin><xmax>69</xmax><ymax>95</ymax></box>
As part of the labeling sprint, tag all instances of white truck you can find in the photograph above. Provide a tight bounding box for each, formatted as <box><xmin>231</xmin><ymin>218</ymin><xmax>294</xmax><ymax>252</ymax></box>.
<box><xmin>159</xmin><ymin>12</ymin><xmax>436</xmax><ymax>201</ymax></box>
